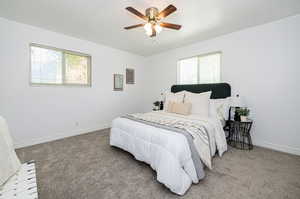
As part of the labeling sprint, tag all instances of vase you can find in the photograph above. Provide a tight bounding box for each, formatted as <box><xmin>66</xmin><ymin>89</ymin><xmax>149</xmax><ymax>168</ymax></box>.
<box><xmin>159</xmin><ymin>101</ymin><xmax>164</xmax><ymax>110</ymax></box>
<box><xmin>234</xmin><ymin>110</ymin><xmax>240</xmax><ymax>121</ymax></box>
<box><xmin>240</xmin><ymin>116</ymin><xmax>247</xmax><ymax>122</ymax></box>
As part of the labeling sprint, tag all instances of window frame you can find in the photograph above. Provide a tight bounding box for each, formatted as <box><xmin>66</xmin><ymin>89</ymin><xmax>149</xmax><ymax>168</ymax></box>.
<box><xmin>177</xmin><ymin>51</ymin><xmax>222</xmax><ymax>85</ymax></box>
<box><xmin>29</xmin><ymin>43</ymin><xmax>92</xmax><ymax>87</ymax></box>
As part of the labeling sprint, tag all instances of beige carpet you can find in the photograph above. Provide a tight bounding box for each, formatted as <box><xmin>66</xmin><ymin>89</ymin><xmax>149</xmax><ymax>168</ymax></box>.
<box><xmin>16</xmin><ymin>129</ymin><xmax>300</xmax><ymax>199</ymax></box>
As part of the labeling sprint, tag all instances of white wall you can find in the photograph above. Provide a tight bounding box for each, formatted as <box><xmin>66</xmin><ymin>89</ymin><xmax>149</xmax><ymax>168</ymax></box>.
<box><xmin>0</xmin><ymin>18</ymin><xmax>147</xmax><ymax>148</ymax></box>
<box><xmin>144</xmin><ymin>15</ymin><xmax>300</xmax><ymax>155</ymax></box>
<box><xmin>1</xmin><ymin>15</ymin><xmax>300</xmax><ymax>156</ymax></box>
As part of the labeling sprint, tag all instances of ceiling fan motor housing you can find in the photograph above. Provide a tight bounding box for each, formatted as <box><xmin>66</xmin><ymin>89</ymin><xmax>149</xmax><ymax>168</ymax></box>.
<box><xmin>145</xmin><ymin>7</ymin><xmax>159</xmax><ymax>21</ymax></box>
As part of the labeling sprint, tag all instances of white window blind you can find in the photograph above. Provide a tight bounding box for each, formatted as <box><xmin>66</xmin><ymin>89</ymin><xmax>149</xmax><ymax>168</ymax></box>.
<box><xmin>177</xmin><ymin>52</ymin><xmax>221</xmax><ymax>84</ymax></box>
<box><xmin>30</xmin><ymin>44</ymin><xmax>91</xmax><ymax>86</ymax></box>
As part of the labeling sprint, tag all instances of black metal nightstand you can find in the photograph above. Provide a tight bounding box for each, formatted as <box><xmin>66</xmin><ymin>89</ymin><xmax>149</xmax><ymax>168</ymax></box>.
<box><xmin>227</xmin><ymin>119</ymin><xmax>253</xmax><ymax>150</ymax></box>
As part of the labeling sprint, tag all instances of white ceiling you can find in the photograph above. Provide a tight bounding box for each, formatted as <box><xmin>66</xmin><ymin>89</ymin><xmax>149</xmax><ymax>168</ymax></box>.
<box><xmin>0</xmin><ymin>0</ymin><xmax>300</xmax><ymax>56</ymax></box>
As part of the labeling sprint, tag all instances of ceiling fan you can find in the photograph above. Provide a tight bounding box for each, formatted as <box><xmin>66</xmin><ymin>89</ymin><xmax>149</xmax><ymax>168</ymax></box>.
<box><xmin>124</xmin><ymin>4</ymin><xmax>182</xmax><ymax>37</ymax></box>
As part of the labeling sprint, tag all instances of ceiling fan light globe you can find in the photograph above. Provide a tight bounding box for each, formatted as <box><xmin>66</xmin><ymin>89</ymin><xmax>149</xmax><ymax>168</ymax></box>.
<box><xmin>154</xmin><ymin>24</ymin><xmax>162</xmax><ymax>33</ymax></box>
<box><xmin>144</xmin><ymin>23</ymin><xmax>152</xmax><ymax>32</ymax></box>
<box><xmin>145</xmin><ymin>29</ymin><xmax>153</xmax><ymax>36</ymax></box>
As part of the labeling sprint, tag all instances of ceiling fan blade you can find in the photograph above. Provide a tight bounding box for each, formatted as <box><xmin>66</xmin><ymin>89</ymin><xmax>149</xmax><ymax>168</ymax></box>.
<box><xmin>150</xmin><ymin>25</ymin><xmax>156</xmax><ymax>37</ymax></box>
<box><xmin>158</xmin><ymin>5</ymin><xmax>177</xmax><ymax>19</ymax></box>
<box><xmin>124</xmin><ymin>24</ymin><xmax>145</xmax><ymax>30</ymax></box>
<box><xmin>160</xmin><ymin>22</ymin><xmax>181</xmax><ymax>30</ymax></box>
<box><xmin>126</xmin><ymin>7</ymin><xmax>148</xmax><ymax>21</ymax></box>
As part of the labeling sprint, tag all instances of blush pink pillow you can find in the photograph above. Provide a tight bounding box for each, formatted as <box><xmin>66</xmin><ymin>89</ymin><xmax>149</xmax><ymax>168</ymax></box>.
<box><xmin>171</xmin><ymin>102</ymin><xmax>192</xmax><ymax>115</ymax></box>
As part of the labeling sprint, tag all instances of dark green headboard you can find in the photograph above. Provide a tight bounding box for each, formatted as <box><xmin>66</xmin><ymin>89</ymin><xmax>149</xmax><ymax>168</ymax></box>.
<box><xmin>171</xmin><ymin>83</ymin><xmax>231</xmax><ymax>99</ymax></box>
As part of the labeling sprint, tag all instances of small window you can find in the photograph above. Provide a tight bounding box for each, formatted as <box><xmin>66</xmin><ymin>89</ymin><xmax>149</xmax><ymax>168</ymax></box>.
<box><xmin>30</xmin><ymin>44</ymin><xmax>91</xmax><ymax>86</ymax></box>
<box><xmin>177</xmin><ymin>52</ymin><xmax>221</xmax><ymax>84</ymax></box>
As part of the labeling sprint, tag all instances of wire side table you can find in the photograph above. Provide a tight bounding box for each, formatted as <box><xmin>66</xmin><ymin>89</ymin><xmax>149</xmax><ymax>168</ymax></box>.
<box><xmin>227</xmin><ymin>120</ymin><xmax>253</xmax><ymax>150</ymax></box>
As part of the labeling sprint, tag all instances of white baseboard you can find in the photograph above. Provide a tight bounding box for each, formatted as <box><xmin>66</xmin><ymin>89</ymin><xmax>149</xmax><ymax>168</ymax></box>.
<box><xmin>14</xmin><ymin>123</ymin><xmax>111</xmax><ymax>149</ymax></box>
<box><xmin>253</xmin><ymin>140</ymin><xmax>300</xmax><ymax>156</ymax></box>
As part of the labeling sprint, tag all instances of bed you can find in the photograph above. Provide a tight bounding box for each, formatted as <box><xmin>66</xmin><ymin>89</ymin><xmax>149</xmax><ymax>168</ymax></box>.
<box><xmin>110</xmin><ymin>83</ymin><xmax>231</xmax><ymax>195</ymax></box>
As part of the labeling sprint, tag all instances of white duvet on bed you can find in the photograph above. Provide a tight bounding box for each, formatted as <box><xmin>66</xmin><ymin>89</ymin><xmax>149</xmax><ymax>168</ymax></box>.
<box><xmin>110</xmin><ymin>111</ymin><xmax>227</xmax><ymax>195</ymax></box>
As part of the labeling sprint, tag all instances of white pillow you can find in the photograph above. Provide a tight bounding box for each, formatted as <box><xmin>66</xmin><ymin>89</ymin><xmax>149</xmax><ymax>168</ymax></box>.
<box><xmin>210</xmin><ymin>97</ymin><xmax>231</xmax><ymax>119</ymax></box>
<box><xmin>184</xmin><ymin>91</ymin><xmax>212</xmax><ymax>117</ymax></box>
<box><xmin>164</xmin><ymin>91</ymin><xmax>185</xmax><ymax>111</ymax></box>
<box><xmin>209</xmin><ymin>97</ymin><xmax>231</xmax><ymax>125</ymax></box>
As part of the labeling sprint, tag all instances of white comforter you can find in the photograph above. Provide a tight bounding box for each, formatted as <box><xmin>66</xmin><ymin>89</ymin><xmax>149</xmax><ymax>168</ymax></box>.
<box><xmin>110</xmin><ymin>111</ymin><xmax>227</xmax><ymax>195</ymax></box>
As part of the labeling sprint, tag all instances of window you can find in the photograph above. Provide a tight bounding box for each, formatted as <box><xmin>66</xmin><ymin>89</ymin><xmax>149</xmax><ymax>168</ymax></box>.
<box><xmin>30</xmin><ymin>44</ymin><xmax>91</xmax><ymax>86</ymax></box>
<box><xmin>177</xmin><ymin>52</ymin><xmax>221</xmax><ymax>84</ymax></box>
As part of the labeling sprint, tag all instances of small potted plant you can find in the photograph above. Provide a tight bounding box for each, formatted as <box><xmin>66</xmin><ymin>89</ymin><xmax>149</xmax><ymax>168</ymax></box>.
<box><xmin>236</xmin><ymin>108</ymin><xmax>250</xmax><ymax>122</ymax></box>
<box><xmin>153</xmin><ymin>101</ymin><xmax>160</xmax><ymax>111</ymax></box>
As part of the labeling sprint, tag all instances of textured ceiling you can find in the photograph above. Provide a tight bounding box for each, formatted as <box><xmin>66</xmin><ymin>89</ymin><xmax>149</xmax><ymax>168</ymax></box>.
<box><xmin>0</xmin><ymin>0</ymin><xmax>300</xmax><ymax>56</ymax></box>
